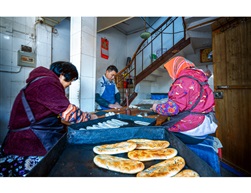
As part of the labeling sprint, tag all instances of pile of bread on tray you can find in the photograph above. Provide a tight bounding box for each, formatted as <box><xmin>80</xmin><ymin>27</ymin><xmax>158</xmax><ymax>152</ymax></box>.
<box><xmin>93</xmin><ymin>139</ymin><xmax>200</xmax><ymax>177</ymax></box>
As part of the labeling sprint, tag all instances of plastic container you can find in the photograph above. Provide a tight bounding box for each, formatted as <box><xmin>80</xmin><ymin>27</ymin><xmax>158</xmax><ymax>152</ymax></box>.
<box><xmin>151</xmin><ymin>93</ymin><xmax>168</xmax><ymax>100</ymax></box>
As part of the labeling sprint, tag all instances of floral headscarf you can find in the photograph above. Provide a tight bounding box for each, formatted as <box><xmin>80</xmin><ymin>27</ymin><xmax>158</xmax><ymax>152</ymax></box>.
<box><xmin>164</xmin><ymin>56</ymin><xmax>195</xmax><ymax>80</ymax></box>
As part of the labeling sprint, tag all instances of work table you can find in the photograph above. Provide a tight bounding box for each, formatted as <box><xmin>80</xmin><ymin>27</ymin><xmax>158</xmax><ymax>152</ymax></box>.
<box><xmin>95</xmin><ymin>106</ymin><xmax>168</xmax><ymax>126</ymax></box>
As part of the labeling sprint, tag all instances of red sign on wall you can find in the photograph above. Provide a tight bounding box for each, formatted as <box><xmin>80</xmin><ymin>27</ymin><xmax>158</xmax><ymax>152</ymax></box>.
<box><xmin>101</xmin><ymin>37</ymin><xmax>109</xmax><ymax>59</ymax></box>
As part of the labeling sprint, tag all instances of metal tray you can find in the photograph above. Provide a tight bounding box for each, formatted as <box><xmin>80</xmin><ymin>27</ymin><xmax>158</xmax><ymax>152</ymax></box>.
<box><xmin>28</xmin><ymin>126</ymin><xmax>219</xmax><ymax>177</ymax></box>
<box><xmin>67</xmin><ymin>114</ymin><xmax>156</xmax><ymax>144</ymax></box>
<box><xmin>69</xmin><ymin>114</ymin><xmax>156</xmax><ymax>130</ymax></box>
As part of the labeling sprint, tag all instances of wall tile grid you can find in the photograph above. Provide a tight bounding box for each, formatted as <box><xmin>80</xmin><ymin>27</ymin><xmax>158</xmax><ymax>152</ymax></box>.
<box><xmin>52</xmin><ymin>19</ymin><xmax>70</xmax><ymax>62</ymax></box>
<box><xmin>69</xmin><ymin>17</ymin><xmax>81</xmax><ymax>108</ymax></box>
<box><xmin>80</xmin><ymin>17</ymin><xmax>97</xmax><ymax>112</ymax></box>
<box><xmin>69</xmin><ymin>17</ymin><xmax>97</xmax><ymax>112</ymax></box>
<box><xmin>0</xmin><ymin>17</ymin><xmax>53</xmax><ymax>142</ymax></box>
<box><xmin>36</xmin><ymin>24</ymin><xmax>52</xmax><ymax>67</ymax></box>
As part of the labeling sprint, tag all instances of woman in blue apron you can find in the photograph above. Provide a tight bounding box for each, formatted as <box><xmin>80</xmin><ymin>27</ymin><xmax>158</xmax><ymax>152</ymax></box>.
<box><xmin>95</xmin><ymin>65</ymin><xmax>122</xmax><ymax>110</ymax></box>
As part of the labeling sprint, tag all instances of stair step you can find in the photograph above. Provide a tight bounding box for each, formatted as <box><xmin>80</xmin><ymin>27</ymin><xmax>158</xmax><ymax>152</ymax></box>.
<box><xmin>151</xmin><ymin>68</ymin><xmax>165</xmax><ymax>77</ymax></box>
<box><xmin>157</xmin><ymin>66</ymin><xmax>166</xmax><ymax>72</ymax></box>
<box><xmin>143</xmin><ymin>76</ymin><xmax>156</xmax><ymax>82</ymax></box>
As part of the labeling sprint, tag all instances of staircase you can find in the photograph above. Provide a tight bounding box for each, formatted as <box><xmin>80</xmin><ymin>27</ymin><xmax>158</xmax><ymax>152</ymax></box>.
<box><xmin>115</xmin><ymin>17</ymin><xmax>191</xmax><ymax>106</ymax></box>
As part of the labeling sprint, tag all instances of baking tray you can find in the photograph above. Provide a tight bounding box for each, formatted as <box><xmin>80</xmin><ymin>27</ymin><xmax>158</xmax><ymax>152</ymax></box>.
<box><xmin>69</xmin><ymin>114</ymin><xmax>156</xmax><ymax>130</ymax></box>
<box><xmin>67</xmin><ymin>114</ymin><xmax>156</xmax><ymax>144</ymax></box>
<box><xmin>28</xmin><ymin>126</ymin><xmax>220</xmax><ymax>177</ymax></box>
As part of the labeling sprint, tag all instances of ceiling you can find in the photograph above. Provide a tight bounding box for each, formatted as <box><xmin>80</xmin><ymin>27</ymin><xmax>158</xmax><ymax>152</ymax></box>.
<box><xmin>97</xmin><ymin>17</ymin><xmax>161</xmax><ymax>35</ymax></box>
<box><xmin>41</xmin><ymin>16</ymin><xmax>219</xmax><ymax>56</ymax></box>
<box><xmin>41</xmin><ymin>17</ymin><xmax>68</xmax><ymax>27</ymax></box>
<box><xmin>97</xmin><ymin>16</ymin><xmax>219</xmax><ymax>55</ymax></box>
<box><xmin>184</xmin><ymin>17</ymin><xmax>219</xmax><ymax>47</ymax></box>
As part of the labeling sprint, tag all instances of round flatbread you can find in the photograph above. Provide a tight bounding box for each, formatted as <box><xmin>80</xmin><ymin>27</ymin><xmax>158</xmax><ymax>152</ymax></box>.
<box><xmin>93</xmin><ymin>141</ymin><xmax>137</xmax><ymax>155</ymax></box>
<box><xmin>93</xmin><ymin>154</ymin><xmax>145</xmax><ymax>174</ymax></box>
<box><xmin>136</xmin><ymin>156</ymin><xmax>185</xmax><ymax>177</ymax></box>
<box><xmin>128</xmin><ymin>148</ymin><xmax>178</xmax><ymax>161</ymax></box>
<box><xmin>127</xmin><ymin>139</ymin><xmax>170</xmax><ymax>150</ymax></box>
<box><xmin>134</xmin><ymin>120</ymin><xmax>150</xmax><ymax>126</ymax></box>
<box><xmin>173</xmin><ymin>169</ymin><xmax>200</xmax><ymax>177</ymax></box>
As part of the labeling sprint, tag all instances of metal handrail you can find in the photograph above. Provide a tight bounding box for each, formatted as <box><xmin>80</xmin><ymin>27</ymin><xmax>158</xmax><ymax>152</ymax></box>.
<box><xmin>116</xmin><ymin>17</ymin><xmax>186</xmax><ymax>103</ymax></box>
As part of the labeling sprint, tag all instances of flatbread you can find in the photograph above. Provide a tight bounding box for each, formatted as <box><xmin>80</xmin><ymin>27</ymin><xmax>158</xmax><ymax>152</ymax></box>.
<box><xmin>106</xmin><ymin>120</ymin><xmax>120</xmax><ymax>128</ymax></box>
<box><xmin>127</xmin><ymin>139</ymin><xmax>170</xmax><ymax>150</ymax></box>
<box><xmin>173</xmin><ymin>169</ymin><xmax>200</xmax><ymax>177</ymax></box>
<box><xmin>128</xmin><ymin>148</ymin><xmax>178</xmax><ymax>161</ymax></box>
<box><xmin>98</xmin><ymin>122</ymin><xmax>109</xmax><ymax>128</ymax></box>
<box><xmin>136</xmin><ymin>156</ymin><xmax>185</xmax><ymax>177</ymax></box>
<box><xmin>93</xmin><ymin>154</ymin><xmax>145</xmax><ymax>174</ymax></box>
<box><xmin>111</xmin><ymin>119</ymin><xmax>129</xmax><ymax>125</ymax></box>
<box><xmin>102</xmin><ymin>122</ymin><xmax>116</xmax><ymax>128</ymax></box>
<box><xmin>93</xmin><ymin>141</ymin><xmax>137</xmax><ymax>155</ymax></box>
<box><xmin>134</xmin><ymin>120</ymin><xmax>150</xmax><ymax>126</ymax></box>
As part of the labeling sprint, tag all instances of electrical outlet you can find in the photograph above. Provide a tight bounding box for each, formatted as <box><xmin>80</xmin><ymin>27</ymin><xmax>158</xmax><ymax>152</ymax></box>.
<box><xmin>18</xmin><ymin>50</ymin><xmax>36</xmax><ymax>68</ymax></box>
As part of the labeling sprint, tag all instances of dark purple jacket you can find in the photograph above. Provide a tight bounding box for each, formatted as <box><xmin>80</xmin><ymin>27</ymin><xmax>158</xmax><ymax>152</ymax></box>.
<box><xmin>2</xmin><ymin>66</ymin><xmax>70</xmax><ymax>156</ymax></box>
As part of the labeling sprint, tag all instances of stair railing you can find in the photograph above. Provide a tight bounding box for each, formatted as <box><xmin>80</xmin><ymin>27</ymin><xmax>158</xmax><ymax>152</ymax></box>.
<box><xmin>116</xmin><ymin>17</ymin><xmax>187</xmax><ymax>104</ymax></box>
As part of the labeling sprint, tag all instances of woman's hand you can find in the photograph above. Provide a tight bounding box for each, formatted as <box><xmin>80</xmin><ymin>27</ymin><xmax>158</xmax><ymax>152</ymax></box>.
<box><xmin>90</xmin><ymin>114</ymin><xmax>98</xmax><ymax>120</ymax></box>
<box><xmin>150</xmin><ymin>103</ymin><xmax>158</xmax><ymax>112</ymax></box>
<box><xmin>108</xmin><ymin>102</ymin><xmax>122</xmax><ymax>109</ymax></box>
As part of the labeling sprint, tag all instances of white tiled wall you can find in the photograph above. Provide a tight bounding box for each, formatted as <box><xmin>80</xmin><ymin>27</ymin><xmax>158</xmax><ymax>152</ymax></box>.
<box><xmin>80</xmin><ymin>17</ymin><xmax>97</xmax><ymax>112</ymax></box>
<box><xmin>0</xmin><ymin>17</ymin><xmax>52</xmax><ymax>143</ymax></box>
<box><xmin>70</xmin><ymin>17</ymin><xmax>97</xmax><ymax>112</ymax></box>
<box><xmin>69</xmin><ymin>17</ymin><xmax>81</xmax><ymax>107</ymax></box>
<box><xmin>52</xmin><ymin>19</ymin><xmax>70</xmax><ymax>62</ymax></box>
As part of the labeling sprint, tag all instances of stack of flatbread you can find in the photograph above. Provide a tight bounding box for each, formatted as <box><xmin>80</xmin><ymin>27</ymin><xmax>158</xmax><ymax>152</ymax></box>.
<box><xmin>92</xmin><ymin>138</ymin><xmax>199</xmax><ymax>177</ymax></box>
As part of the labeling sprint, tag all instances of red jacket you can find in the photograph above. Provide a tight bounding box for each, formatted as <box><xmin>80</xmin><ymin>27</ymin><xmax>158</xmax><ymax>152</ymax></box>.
<box><xmin>156</xmin><ymin>68</ymin><xmax>215</xmax><ymax>132</ymax></box>
<box><xmin>3</xmin><ymin>66</ymin><xmax>70</xmax><ymax>156</ymax></box>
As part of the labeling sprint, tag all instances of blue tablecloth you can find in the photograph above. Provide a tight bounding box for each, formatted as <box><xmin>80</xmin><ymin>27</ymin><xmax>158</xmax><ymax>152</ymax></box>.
<box><xmin>187</xmin><ymin>135</ymin><xmax>222</xmax><ymax>175</ymax></box>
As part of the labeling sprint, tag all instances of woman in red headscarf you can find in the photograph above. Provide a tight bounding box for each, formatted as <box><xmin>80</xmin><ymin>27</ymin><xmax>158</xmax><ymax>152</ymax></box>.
<box><xmin>151</xmin><ymin>56</ymin><xmax>217</xmax><ymax>144</ymax></box>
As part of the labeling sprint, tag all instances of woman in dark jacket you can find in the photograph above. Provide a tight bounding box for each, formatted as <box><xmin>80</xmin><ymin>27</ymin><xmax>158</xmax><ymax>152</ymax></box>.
<box><xmin>0</xmin><ymin>61</ymin><xmax>97</xmax><ymax>176</ymax></box>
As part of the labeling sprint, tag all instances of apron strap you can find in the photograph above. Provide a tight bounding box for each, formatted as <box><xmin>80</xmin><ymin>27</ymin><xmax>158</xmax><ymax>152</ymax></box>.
<box><xmin>20</xmin><ymin>76</ymin><xmax>48</xmax><ymax>124</ymax></box>
<box><xmin>21</xmin><ymin>89</ymin><xmax>35</xmax><ymax>124</ymax></box>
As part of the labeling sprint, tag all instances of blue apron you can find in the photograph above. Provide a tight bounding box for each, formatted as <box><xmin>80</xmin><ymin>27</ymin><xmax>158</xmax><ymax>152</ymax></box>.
<box><xmin>100</xmin><ymin>76</ymin><xmax>116</xmax><ymax>110</ymax></box>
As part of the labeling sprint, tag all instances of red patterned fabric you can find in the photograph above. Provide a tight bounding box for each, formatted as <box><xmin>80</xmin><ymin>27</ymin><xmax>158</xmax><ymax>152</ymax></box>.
<box><xmin>156</xmin><ymin>58</ymin><xmax>215</xmax><ymax>133</ymax></box>
<box><xmin>60</xmin><ymin>104</ymin><xmax>91</xmax><ymax>123</ymax></box>
<box><xmin>156</xmin><ymin>99</ymin><xmax>179</xmax><ymax>116</ymax></box>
